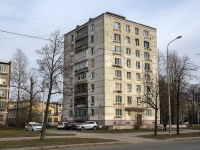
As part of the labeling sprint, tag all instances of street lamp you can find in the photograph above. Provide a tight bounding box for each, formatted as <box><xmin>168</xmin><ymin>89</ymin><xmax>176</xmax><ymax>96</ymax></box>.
<box><xmin>167</xmin><ymin>35</ymin><xmax>182</xmax><ymax>135</ymax></box>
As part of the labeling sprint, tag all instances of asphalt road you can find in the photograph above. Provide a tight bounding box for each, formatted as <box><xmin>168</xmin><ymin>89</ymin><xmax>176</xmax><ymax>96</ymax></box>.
<box><xmin>54</xmin><ymin>140</ymin><xmax>200</xmax><ymax>150</ymax></box>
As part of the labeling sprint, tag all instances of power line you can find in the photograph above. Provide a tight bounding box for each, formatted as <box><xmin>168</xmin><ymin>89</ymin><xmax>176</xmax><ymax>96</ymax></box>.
<box><xmin>0</xmin><ymin>29</ymin><xmax>49</xmax><ymax>41</ymax></box>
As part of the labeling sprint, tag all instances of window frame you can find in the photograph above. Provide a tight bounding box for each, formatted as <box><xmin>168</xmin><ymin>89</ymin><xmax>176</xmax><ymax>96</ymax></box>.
<box><xmin>115</xmin><ymin>70</ymin><xmax>122</xmax><ymax>78</ymax></box>
<box><xmin>114</xmin><ymin>22</ymin><xmax>121</xmax><ymax>30</ymax></box>
<box><xmin>114</xmin><ymin>34</ymin><xmax>121</xmax><ymax>42</ymax></box>
<box><xmin>115</xmin><ymin>95</ymin><xmax>122</xmax><ymax>103</ymax></box>
<box><xmin>136</xmin><ymin>61</ymin><xmax>140</xmax><ymax>69</ymax></box>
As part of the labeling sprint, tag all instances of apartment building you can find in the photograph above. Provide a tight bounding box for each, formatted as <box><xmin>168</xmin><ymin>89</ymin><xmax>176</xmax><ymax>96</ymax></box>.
<box><xmin>0</xmin><ymin>61</ymin><xmax>11</xmax><ymax>124</ymax></box>
<box><xmin>63</xmin><ymin>12</ymin><xmax>159</xmax><ymax>126</ymax></box>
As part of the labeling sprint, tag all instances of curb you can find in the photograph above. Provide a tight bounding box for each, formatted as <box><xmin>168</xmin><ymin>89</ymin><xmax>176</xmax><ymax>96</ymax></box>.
<box><xmin>1</xmin><ymin>141</ymin><xmax>128</xmax><ymax>150</ymax></box>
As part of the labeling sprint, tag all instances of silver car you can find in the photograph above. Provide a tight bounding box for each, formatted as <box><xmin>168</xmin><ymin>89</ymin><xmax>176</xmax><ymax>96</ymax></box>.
<box><xmin>25</xmin><ymin>123</ymin><xmax>42</xmax><ymax>131</ymax></box>
<box><xmin>76</xmin><ymin>121</ymin><xmax>98</xmax><ymax>130</ymax></box>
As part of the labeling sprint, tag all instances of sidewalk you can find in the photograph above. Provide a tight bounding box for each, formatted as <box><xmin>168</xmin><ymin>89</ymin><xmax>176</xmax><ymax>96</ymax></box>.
<box><xmin>0</xmin><ymin>129</ymin><xmax>199</xmax><ymax>150</ymax></box>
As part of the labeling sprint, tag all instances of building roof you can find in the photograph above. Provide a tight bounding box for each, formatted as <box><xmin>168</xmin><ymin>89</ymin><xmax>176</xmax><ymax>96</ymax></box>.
<box><xmin>64</xmin><ymin>12</ymin><xmax>156</xmax><ymax>36</ymax></box>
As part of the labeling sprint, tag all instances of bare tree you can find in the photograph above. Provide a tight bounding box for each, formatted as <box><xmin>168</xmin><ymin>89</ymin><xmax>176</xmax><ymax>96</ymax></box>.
<box><xmin>36</xmin><ymin>30</ymin><xmax>64</xmax><ymax>140</ymax></box>
<box><xmin>169</xmin><ymin>51</ymin><xmax>198</xmax><ymax>134</ymax></box>
<box><xmin>143</xmin><ymin>71</ymin><xmax>159</xmax><ymax>135</ymax></box>
<box><xmin>20</xmin><ymin>69</ymin><xmax>41</xmax><ymax>122</ymax></box>
<box><xmin>11</xmin><ymin>49</ymin><xmax>29</xmax><ymax>128</ymax></box>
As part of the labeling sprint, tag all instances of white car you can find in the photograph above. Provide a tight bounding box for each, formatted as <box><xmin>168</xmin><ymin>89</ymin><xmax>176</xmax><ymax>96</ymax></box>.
<box><xmin>25</xmin><ymin>123</ymin><xmax>42</xmax><ymax>131</ymax></box>
<box><xmin>76</xmin><ymin>121</ymin><xmax>98</xmax><ymax>130</ymax></box>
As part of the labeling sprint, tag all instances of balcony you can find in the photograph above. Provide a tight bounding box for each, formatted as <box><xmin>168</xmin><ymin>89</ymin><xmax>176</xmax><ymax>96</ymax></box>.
<box><xmin>74</xmin><ymin>116</ymin><xmax>88</xmax><ymax>121</ymax></box>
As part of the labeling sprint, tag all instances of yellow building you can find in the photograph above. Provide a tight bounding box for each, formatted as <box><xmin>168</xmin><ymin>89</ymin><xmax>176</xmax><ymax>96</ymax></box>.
<box><xmin>7</xmin><ymin>101</ymin><xmax>62</xmax><ymax>127</ymax></box>
<box><xmin>0</xmin><ymin>61</ymin><xmax>11</xmax><ymax>125</ymax></box>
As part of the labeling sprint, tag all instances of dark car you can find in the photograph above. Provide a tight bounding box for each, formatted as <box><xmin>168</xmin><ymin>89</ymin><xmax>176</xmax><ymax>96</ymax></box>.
<box><xmin>68</xmin><ymin>122</ymin><xmax>79</xmax><ymax>130</ymax></box>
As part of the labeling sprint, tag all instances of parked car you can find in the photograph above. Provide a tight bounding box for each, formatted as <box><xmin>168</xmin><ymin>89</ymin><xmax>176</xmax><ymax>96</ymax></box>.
<box><xmin>76</xmin><ymin>121</ymin><xmax>98</xmax><ymax>130</ymax></box>
<box><xmin>57</xmin><ymin>122</ymin><xmax>68</xmax><ymax>130</ymax></box>
<box><xmin>25</xmin><ymin>123</ymin><xmax>42</xmax><ymax>131</ymax></box>
<box><xmin>68</xmin><ymin>122</ymin><xmax>79</xmax><ymax>130</ymax></box>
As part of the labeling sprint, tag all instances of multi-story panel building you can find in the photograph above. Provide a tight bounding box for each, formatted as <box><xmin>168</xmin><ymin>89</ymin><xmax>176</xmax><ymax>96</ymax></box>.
<box><xmin>63</xmin><ymin>12</ymin><xmax>159</xmax><ymax>126</ymax></box>
<box><xmin>0</xmin><ymin>61</ymin><xmax>11</xmax><ymax>124</ymax></box>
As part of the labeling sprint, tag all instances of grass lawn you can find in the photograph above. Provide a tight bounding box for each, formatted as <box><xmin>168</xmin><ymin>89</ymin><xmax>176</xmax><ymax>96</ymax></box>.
<box><xmin>0</xmin><ymin>129</ymin><xmax>75</xmax><ymax>138</ymax></box>
<box><xmin>0</xmin><ymin>138</ymin><xmax>117</xmax><ymax>149</ymax></box>
<box><xmin>138</xmin><ymin>132</ymin><xmax>200</xmax><ymax>140</ymax></box>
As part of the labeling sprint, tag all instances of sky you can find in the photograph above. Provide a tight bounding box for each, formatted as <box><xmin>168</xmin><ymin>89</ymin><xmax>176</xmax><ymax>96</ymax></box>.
<box><xmin>0</xmin><ymin>0</ymin><xmax>200</xmax><ymax>82</ymax></box>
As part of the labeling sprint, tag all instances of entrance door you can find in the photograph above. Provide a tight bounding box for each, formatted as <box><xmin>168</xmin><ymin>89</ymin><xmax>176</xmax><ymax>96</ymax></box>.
<box><xmin>137</xmin><ymin>114</ymin><xmax>142</xmax><ymax>126</ymax></box>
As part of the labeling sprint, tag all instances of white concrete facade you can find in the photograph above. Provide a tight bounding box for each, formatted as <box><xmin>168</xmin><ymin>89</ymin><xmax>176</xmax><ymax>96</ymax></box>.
<box><xmin>63</xmin><ymin>12</ymin><xmax>159</xmax><ymax>126</ymax></box>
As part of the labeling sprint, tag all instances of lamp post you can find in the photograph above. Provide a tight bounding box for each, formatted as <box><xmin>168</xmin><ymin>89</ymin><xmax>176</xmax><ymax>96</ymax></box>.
<box><xmin>167</xmin><ymin>36</ymin><xmax>182</xmax><ymax>135</ymax></box>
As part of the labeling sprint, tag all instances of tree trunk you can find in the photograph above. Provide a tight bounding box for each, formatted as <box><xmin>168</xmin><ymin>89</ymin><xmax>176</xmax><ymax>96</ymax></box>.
<box><xmin>28</xmin><ymin>78</ymin><xmax>33</xmax><ymax>122</ymax></box>
<box><xmin>154</xmin><ymin>108</ymin><xmax>158</xmax><ymax>135</ymax></box>
<box><xmin>40</xmin><ymin>85</ymin><xmax>52</xmax><ymax>140</ymax></box>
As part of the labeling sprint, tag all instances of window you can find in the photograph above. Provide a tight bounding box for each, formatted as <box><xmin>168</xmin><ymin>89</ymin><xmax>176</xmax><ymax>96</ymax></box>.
<box><xmin>135</xmin><ymin>39</ymin><xmax>139</xmax><ymax>46</ymax></box>
<box><xmin>115</xmin><ymin>70</ymin><xmax>122</xmax><ymax>78</ymax></box>
<box><xmin>69</xmin><ymin>111</ymin><xmax>73</xmax><ymax>117</ymax></box>
<box><xmin>127</xmin><ymin>72</ymin><xmax>131</xmax><ymax>79</ymax></box>
<box><xmin>136</xmin><ymin>61</ymin><xmax>140</xmax><ymax>69</ymax></box>
<box><xmin>145</xmin><ymin>63</ymin><xmax>150</xmax><ymax>70</ymax></box>
<box><xmin>114</xmin><ymin>34</ymin><xmax>121</xmax><ymax>41</ymax></box>
<box><xmin>48</xmin><ymin>110</ymin><xmax>51</xmax><ymax>114</ymax></box>
<box><xmin>135</xmin><ymin>28</ymin><xmax>139</xmax><ymax>35</ymax></box>
<box><xmin>0</xmin><ymin>102</ymin><xmax>5</xmax><ymax>109</ymax></box>
<box><xmin>136</xmin><ymin>50</ymin><xmax>140</xmax><ymax>57</ymax></box>
<box><xmin>0</xmin><ymin>115</ymin><xmax>3</xmax><ymax>121</ymax></box>
<box><xmin>126</xmin><ymin>25</ymin><xmax>130</xmax><ymax>32</ymax></box>
<box><xmin>126</xmin><ymin>48</ymin><xmax>131</xmax><ymax>55</ymax></box>
<box><xmin>126</xmin><ymin>36</ymin><xmax>130</xmax><ymax>43</ymax></box>
<box><xmin>114</xmin><ymin>22</ymin><xmax>121</xmax><ymax>30</ymax></box>
<box><xmin>146</xmin><ymin>97</ymin><xmax>151</xmax><ymax>103</ymax></box>
<box><xmin>146</xmin><ymin>109</ymin><xmax>152</xmax><ymax>116</ymax></box>
<box><xmin>71</xmin><ymin>35</ymin><xmax>74</xmax><ymax>42</ymax></box>
<box><xmin>75</xmin><ymin>49</ymin><xmax>86</xmax><ymax>59</ymax></box>
<box><xmin>91</xmin><ymin>36</ymin><xmax>94</xmax><ymax>43</ymax></box>
<box><xmin>136</xmin><ymin>85</ymin><xmax>141</xmax><ymax>92</ymax></box>
<box><xmin>91</xmin><ymin>71</ymin><xmax>95</xmax><ymax>79</ymax></box>
<box><xmin>145</xmin><ymin>74</ymin><xmax>151</xmax><ymax>81</ymax></box>
<box><xmin>91</xmin><ymin>59</ymin><xmax>95</xmax><ymax>67</ymax></box>
<box><xmin>91</xmin><ymin>84</ymin><xmax>94</xmax><ymax>91</ymax></box>
<box><xmin>0</xmin><ymin>78</ymin><xmax>6</xmax><ymax>85</ymax></box>
<box><xmin>145</xmin><ymin>86</ymin><xmax>151</xmax><ymax>93</ymax></box>
<box><xmin>144</xmin><ymin>52</ymin><xmax>150</xmax><ymax>59</ymax></box>
<box><xmin>116</xmin><ymin>109</ymin><xmax>122</xmax><ymax>116</ymax></box>
<box><xmin>115</xmin><ymin>95</ymin><xmax>122</xmax><ymax>103</ymax></box>
<box><xmin>115</xmin><ymin>58</ymin><xmax>122</xmax><ymax>66</ymax></box>
<box><xmin>127</xmin><ymin>84</ymin><xmax>132</xmax><ymax>92</ymax></box>
<box><xmin>144</xmin><ymin>30</ymin><xmax>149</xmax><ymax>37</ymax></box>
<box><xmin>127</xmin><ymin>96</ymin><xmax>132</xmax><ymax>104</ymax></box>
<box><xmin>137</xmin><ymin>97</ymin><xmax>141</xmax><ymax>104</ymax></box>
<box><xmin>136</xmin><ymin>73</ymin><xmax>141</xmax><ymax>81</ymax></box>
<box><xmin>75</xmin><ymin>72</ymin><xmax>86</xmax><ymax>81</ymax></box>
<box><xmin>91</xmin><ymin>47</ymin><xmax>94</xmax><ymax>55</ymax></box>
<box><xmin>91</xmin><ymin>96</ymin><xmax>95</xmax><ymax>104</ymax></box>
<box><xmin>127</xmin><ymin>59</ymin><xmax>131</xmax><ymax>67</ymax></box>
<box><xmin>54</xmin><ymin>117</ymin><xmax>58</xmax><ymax>122</ymax></box>
<box><xmin>75</xmin><ymin>60</ymin><xmax>87</xmax><ymax>70</ymax></box>
<box><xmin>115</xmin><ymin>46</ymin><xmax>121</xmax><ymax>53</ymax></box>
<box><xmin>0</xmin><ymin>89</ymin><xmax>6</xmax><ymax>97</ymax></box>
<box><xmin>144</xmin><ymin>41</ymin><xmax>149</xmax><ymax>48</ymax></box>
<box><xmin>91</xmin><ymin>24</ymin><xmax>95</xmax><ymax>32</ymax></box>
<box><xmin>70</xmin><ymin>99</ymin><xmax>73</xmax><ymax>107</ymax></box>
<box><xmin>48</xmin><ymin>117</ymin><xmax>52</xmax><ymax>122</ymax></box>
<box><xmin>91</xmin><ymin>109</ymin><xmax>95</xmax><ymax>116</ymax></box>
<box><xmin>115</xmin><ymin>83</ymin><xmax>122</xmax><ymax>91</ymax></box>
<box><xmin>0</xmin><ymin>66</ymin><xmax>6</xmax><ymax>73</ymax></box>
